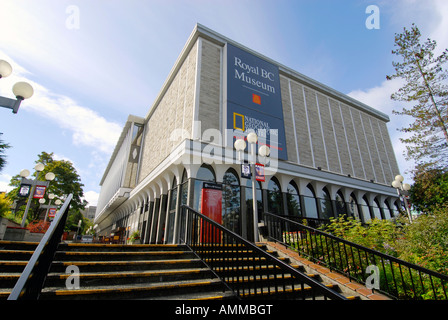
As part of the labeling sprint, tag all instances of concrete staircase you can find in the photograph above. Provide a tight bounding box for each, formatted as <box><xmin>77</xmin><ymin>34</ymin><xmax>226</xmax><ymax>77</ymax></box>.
<box><xmin>39</xmin><ymin>243</ymin><xmax>233</xmax><ymax>300</ymax></box>
<box><xmin>0</xmin><ymin>240</ymin><xmax>38</xmax><ymax>299</ymax></box>
<box><xmin>0</xmin><ymin>240</ymin><xmax>360</xmax><ymax>300</ymax></box>
<box><xmin>199</xmin><ymin>243</ymin><xmax>358</xmax><ymax>300</ymax></box>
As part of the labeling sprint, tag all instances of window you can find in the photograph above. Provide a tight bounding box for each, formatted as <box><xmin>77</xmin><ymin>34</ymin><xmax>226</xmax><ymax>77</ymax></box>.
<box><xmin>267</xmin><ymin>177</ymin><xmax>282</xmax><ymax>214</ymax></box>
<box><xmin>349</xmin><ymin>193</ymin><xmax>361</xmax><ymax>221</ymax></box>
<box><xmin>383</xmin><ymin>200</ymin><xmax>392</xmax><ymax>220</ymax></box>
<box><xmin>303</xmin><ymin>184</ymin><xmax>318</xmax><ymax>219</ymax></box>
<box><xmin>166</xmin><ymin>177</ymin><xmax>178</xmax><ymax>244</ymax></box>
<box><xmin>180</xmin><ymin>169</ymin><xmax>188</xmax><ymax>206</ymax></box>
<box><xmin>286</xmin><ymin>181</ymin><xmax>301</xmax><ymax>216</ymax></box>
<box><xmin>319</xmin><ymin>188</ymin><xmax>333</xmax><ymax>220</ymax></box>
<box><xmin>372</xmin><ymin>198</ymin><xmax>382</xmax><ymax>220</ymax></box>
<box><xmin>361</xmin><ymin>196</ymin><xmax>371</xmax><ymax>223</ymax></box>
<box><xmin>222</xmin><ymin>169</ymin><xmax>241</xmax><ymax>235</ymax></box>
<box><xmin>335</xmin><ymin>191</ymin><xmax>346</xmax><ymax>217</ymax></box>
<box><xmin>193</xmin><ymin>164</ymin><xmax>216</xmax><ymax>211</ymax></box>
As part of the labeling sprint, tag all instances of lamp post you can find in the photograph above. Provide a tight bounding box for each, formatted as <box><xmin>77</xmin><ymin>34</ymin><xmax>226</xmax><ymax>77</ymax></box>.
<box><xmin>44</xmin><ymin>193</ymin><xmax>55</xmax><ymax>222</ymax></box>
<box><xmin>392</xmin><ymin>174</ymin><xmax>412</xmax><ymax>222</ymax></box>
<box><xmin>234</xmin><ymin>132</ymin><xmax>270</xmax><ymax>242</ymax></box>
<box><xmin>19</xmin><ymin>163</ymin><xmax>55</xmax><ymax>227</ymax></box>
<box><xmin>0</xmin><ymin>59</ymin><xmax>34</xmax><ymax>114</ymax></box>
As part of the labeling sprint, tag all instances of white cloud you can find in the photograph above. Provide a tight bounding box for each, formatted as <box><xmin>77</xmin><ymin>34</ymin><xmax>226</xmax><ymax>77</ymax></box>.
<box><xmin>0</xmin><ymin>173</ymin><xmax>13</xmax><ymax>193</ymax></box>
<box><xmin>83</xmin><ymin>190</ymin><xmax>99</xmax><ymax>207</ymax></box>
<box><xmin>0</xmin><ymin>51</ymin><xmax>122</xmax><ymax>154</ymax></box>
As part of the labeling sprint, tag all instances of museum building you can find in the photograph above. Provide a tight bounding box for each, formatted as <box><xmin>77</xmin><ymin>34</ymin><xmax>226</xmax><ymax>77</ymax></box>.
<box><xmin>94</xmin><ymin>24</ymin><xmax>402</xmax><ymax>244</ymax></box>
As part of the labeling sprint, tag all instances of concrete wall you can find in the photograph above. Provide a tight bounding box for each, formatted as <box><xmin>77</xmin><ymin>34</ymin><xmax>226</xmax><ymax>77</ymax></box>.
<box><xmin>192</xmin><ymin>38</ymin><xmax>400</xmax><ymax>186</ymax></box>
<box><xmin>138</xmin><ymin>41</ymin><xmax>199</xmax><ymax>183</ymax></box>
<box><xmin>280</xmin><ymin>76</ymin><xmax>399</xmax><ymax>186</ymax></box>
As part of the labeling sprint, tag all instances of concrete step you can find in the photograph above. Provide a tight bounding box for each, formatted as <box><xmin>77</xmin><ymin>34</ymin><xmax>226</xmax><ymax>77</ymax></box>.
<box><xmin>40</xmin><ymin>278</ymin><xmax>230</xmax><ymax>300</ymax></box>
<box><xmin>39</xmin><ymin>243</ymin><xmax>233</xmax><ymax>300</ymax></box>
<box><xmin>0</xmin><ymin>241</ymin><xmax>39</xmax><ymax>297</ymax></box>
<box><xmin>58</xmin><ymin>243</ymin><xmax>186</xmax><ymax>252</ymax></box>
<box><xmin>44</xmin><ymin>268</ymin><xmax>216</xmax><ymax>288</ymax></box>
<box><xmin>0</xmin><ymin>241</ymin><xmax>39</xmax><ymax>251</ymax></box>
<box><xmin>48</xmin><ymin>258</ymin><xmax>205</xmax><ymax>273</ymax></box>
<box><xmin>53</xmin><ymin>250</ymin><xmax>196</xmax><ymax>262</ymax></box>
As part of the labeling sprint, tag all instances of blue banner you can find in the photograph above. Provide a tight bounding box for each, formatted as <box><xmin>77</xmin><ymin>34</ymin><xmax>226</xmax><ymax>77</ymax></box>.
<box><xmin>226</xmin><ymin>43</ymin><xmax>287</xmax><ymax>160</ymax></box>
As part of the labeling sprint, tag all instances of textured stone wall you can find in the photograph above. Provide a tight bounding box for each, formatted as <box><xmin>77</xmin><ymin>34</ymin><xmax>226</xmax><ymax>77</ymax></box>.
<box><xmin>138</xmin><ymin>41</ymin><xmax>198</xmax><ymax>183</ymax></box>
<box><xmin>281</xmin><ymin>75</ymin><xmax>400</xmax><ymax>185</ymax></box>
<box><xmin>198</xmin><ymin>39</ymin><xmax>221</xmax><ymax>135</ymax></box>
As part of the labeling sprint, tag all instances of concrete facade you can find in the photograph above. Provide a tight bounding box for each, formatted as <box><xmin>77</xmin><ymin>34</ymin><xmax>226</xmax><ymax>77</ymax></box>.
<box><xmin>94</xmin><ymin>24</ymin><xmax>402</xmax><ymax>244</ymax></box>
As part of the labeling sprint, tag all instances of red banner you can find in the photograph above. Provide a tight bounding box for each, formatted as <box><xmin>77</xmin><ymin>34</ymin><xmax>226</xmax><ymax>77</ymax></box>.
<box><xmin>48</xmin><ymin>208</ymin><xmax>57</xmax><ymax>218</ymax></box>
<box><xmin>33</xmin><ymin>185</ymin><xmax>47</xmax><ymax>199</ymax></box>
<box><xmin>255</xmin><ymin>163</ymin><xmax>265</xmax><ymax>182</ymax></box>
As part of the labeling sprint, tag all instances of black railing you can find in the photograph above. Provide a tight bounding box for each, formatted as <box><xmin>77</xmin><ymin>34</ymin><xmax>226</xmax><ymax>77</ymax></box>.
<box><xmin>8</xmin><ymin>194</ymin><xmax>73</xmax><ymax>300</ymax></box>
<box><xmin>264</xmin><ymin>212</ymin><xmax>448</xmax><ymax>300</ymax></box>
<box><xmin>181</xmin><ymin>205</ymin><xmax>348</xmax><ymax>300</ymax></box>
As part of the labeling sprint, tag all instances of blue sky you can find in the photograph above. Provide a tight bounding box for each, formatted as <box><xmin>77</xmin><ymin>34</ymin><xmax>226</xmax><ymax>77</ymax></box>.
<box><xmin>1</xmin><ymin>0</ymin><xmax>447</xmax><ymax>206</ymax></box>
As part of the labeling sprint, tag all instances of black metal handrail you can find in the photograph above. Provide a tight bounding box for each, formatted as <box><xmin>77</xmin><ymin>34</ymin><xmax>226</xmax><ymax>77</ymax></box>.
<box><xmin>264</xmin><ymin>212</ymin><xmax>448</xmax><ymax>300</ymax></box>
<box><xmin>181</xmin><ymin>205</ymin><xmax>348</xmax><ymax>300</ymax></box>
<box><xmin>8</xmin><ymin>194</ymin><xmax>73</xmax><ymax>300</ymax></box>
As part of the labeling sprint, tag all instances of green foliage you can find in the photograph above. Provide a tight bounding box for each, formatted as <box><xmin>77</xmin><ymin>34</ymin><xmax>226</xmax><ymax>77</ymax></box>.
<box><xmin>315</xmin><ymin>211</ymin><xmax>448</xmax><ymax>299</ymax></box>
<box><xmin>0</xmin><ymin>134</ymin><xmax>11</xmax><ymax>173</ymax></box>
<box><xmin>128</xmin><ymin>230</ymin><xmax>141</xmax><ymax>244</ymax></box>
<box><xmin>323</xmin><ymin>216</ymin><xmax>401</xmax><ymax>256</ymax></box>
<box><xmin>65</xmin><ymin>209</ymin><xmax>92</xmax><ymax>235</ymax></box>
<box><xmin>0</xmin><ymin>193</ymin><xmax>22</xmax><ymax>225</ymax></box>
<box><xmin>0</xmin><ymin>193</ymin><xmax>12</xmax><ymax>217</ymax></box>
<box><xmin>34</xmin><ymin>152</ymin><xmax>87</xmax><ymax>211</ymax></box>
<box><xmin>386</xmin><ymin>24</ymin><xmax>448</xmax><ymax>168</ymax></box>
<box><xmin>410</xmin><ymin>164</ymin><xmax>448</xmax><ymax>214</ymax></box>
<box><xmin>6</xmin><ymin>151</ymin><xmax>87</xmax><ymax>224</ymax></box>
<box><xmin>395</xmin><ymin>206</ymin><xmax>448</xmax><ymax>276</ymax></box>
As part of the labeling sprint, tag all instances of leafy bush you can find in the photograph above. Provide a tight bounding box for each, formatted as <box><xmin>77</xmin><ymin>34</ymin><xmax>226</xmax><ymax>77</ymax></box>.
<box><xmin>395</xmin><ymin>206</ymin><xmax>448</xmax><ymax>276</ymax></box>
<box><xmin>322</xmin><ymin>215</ymin><xmax>401</xmax><ymax>257</ymax></box>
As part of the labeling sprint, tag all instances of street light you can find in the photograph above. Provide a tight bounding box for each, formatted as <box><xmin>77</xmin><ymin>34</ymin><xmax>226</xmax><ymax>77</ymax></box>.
<box><xmin>234</xmin><ymin>132</ymin><xmax>270</xmax><ymax>242</ymax></box>
<box><xmin>19</xmin><ymin>163</ymin><xmax>55</xmax><ymax>227</ymax></box>
<box><xmin>392</xmin><ymin>174</ymin><xmax>412</xmax><ymax>222</ymax></box>
<box><xmin>0</xmin><ymin>59</ymin><xmax>34</xmax><ymax>114</ymax></box>
<box><xmin>44</xmin><ymin>193</ymin><xmax>55</xmax><ymax>222</ymax></box>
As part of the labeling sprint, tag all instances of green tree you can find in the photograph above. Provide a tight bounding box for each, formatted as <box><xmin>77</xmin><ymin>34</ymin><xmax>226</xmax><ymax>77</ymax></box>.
<box><xmin>410</xmin><ymin>164</ymin><xmax>448</xmax><ymax>214</ymax></box>
<box><xmin>7</xmin><ymin>151</ymin><xmax>87</xmax><ymax>224</ymax></box>
<box><xmin>387</xmin><ymin>24</ymin><xmax>448</xmax><ymax>169</ymax></box>
<box><xmin>65</xmin><ymin>209</ymin><xmax>92</xmax><ymax>235</ymax></box>
<box><xmin>0</xmin><ymin>193</ymin><xmax>12</xmax><ymax>217</ymax></box>
<box><xmin>34</xmin><ymin>152</ymin><xmax>87</xmax><ymax>211</ymax></box>
<box><xmin>0</xmin><ymin>133</ymin><xmax>11</xmax><ymax>173</ymax></box>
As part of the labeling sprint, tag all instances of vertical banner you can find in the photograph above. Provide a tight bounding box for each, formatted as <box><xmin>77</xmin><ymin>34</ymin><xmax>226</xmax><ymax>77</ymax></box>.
<box><xmin>33</xmin><ymin>185</ymin><xmax>47</xmax><ymax>199</ymax></box>
<box><xmin>200</xmin><ymin>182</ymin><xmax>222</xmax><ymax>243</ymax></box>
<box><xmin>226</xmin><ymin>43</ymin><xmax>288</xmax><ymax>160</ymax></box>
<box><xmin>48</xmin><ymin>208</ymin><xmax>57</xmax><ymax>218</ymax></box>
<box><xmin>255</xmin><ymin>163</ymin><xmax>265</xmax><ymax>182</ymax></box>
<box><xmin>241</xmin><ymin>163</ymin><xmax>251</xmax><ymax>179</ymax></box>
<box><xmin>18</xmin><ymin>184</ymin><xmax>31</xmax><ymax>197</ymax></box>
